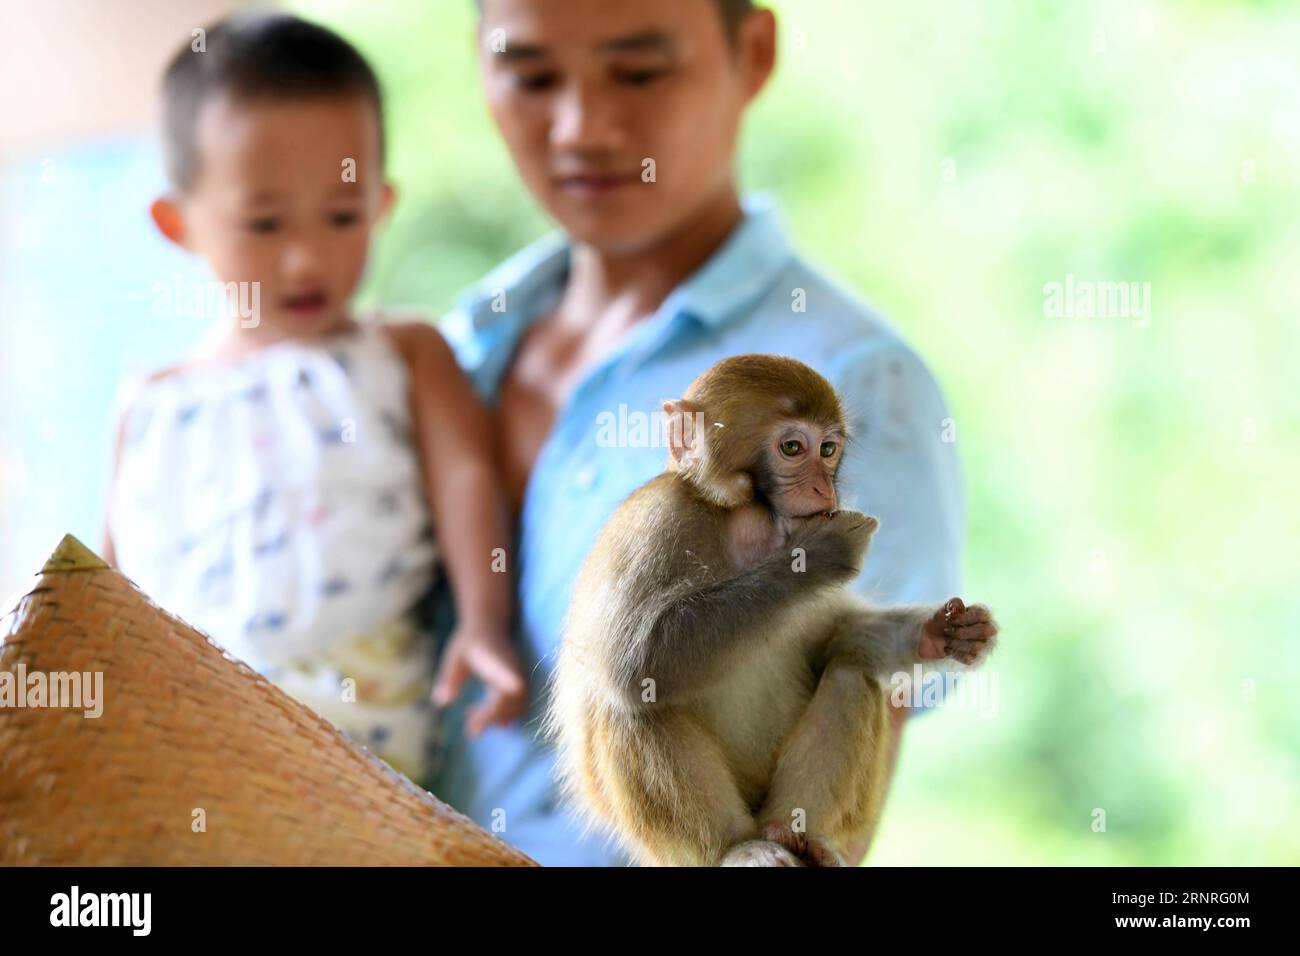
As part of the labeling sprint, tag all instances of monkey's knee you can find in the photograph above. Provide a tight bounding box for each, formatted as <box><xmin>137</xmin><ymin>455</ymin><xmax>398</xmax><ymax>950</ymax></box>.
<box><xmin>820</xmin><ymin>657</ymin><xmax>874</xmax><ymax>691</ymax></box>
<box><xmin>820</xmin><ymin>628</ymin><xmax>891</xmax><ymax>678</ymax></box>
<box><xmin>814</xmin><ymin>658</ymin><xmax>888</xmax><ymax>724</ymax></box>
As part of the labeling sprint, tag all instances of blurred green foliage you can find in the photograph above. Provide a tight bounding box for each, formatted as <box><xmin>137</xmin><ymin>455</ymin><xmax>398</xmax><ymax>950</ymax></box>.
<box><xmin>296</xmin><ymin>0</ymin><xmax>1300</xmax><ymax>864</ymax></box>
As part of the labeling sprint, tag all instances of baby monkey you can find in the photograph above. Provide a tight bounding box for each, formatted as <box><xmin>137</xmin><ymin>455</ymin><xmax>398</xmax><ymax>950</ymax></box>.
<box><xmin>547</xmin><ymin>354</ymin><xmax>998</xmax><ymax>866</ymax></box>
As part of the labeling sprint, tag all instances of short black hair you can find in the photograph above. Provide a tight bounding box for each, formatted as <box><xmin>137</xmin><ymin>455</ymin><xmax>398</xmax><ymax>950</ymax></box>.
<box><xmin>161</xmin><ymin>13</ymin><xmax>384</xmax><ymax>191</ymax></box>
<box><xmin>473</xmin><ymin>0</ymin><xmax>754</xmax><ymax>42</ymax></box>
<box><xmin>713</xmin><ymin>0</ymin><xmax>756</xmax><ymax>40</ymax></box>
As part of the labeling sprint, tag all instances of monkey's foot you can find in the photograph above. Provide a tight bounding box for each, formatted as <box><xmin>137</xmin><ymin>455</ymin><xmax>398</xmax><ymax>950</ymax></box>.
<box><xmin>719</xmin><ymin>840</ymin><xmax>803</xmax><ymax>867</ymax></box>
<box><xmin>756</xmin><ymin>823</ymin><xmax>845</xmax><ymax>867</ymax></box>
<box><xmin>919</xmin><ymin>598</ymin><xmax>998</xmax><ymax>666</ymax></box>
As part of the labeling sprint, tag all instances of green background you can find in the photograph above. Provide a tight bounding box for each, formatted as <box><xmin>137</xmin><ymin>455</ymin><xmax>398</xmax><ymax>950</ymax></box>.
<box><xmin>295</xmin><ymin>0</ymin><xmax>1300</xmax><ymax>865</ymax></box>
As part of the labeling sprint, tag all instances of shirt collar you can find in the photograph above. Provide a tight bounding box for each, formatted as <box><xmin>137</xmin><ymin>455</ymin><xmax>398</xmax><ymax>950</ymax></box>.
<box><xmin>458</xmin><ymin>230</ymin><xmax>570</xmax><ymax>332</ymax></box>
<box><xmin>457</xmin><ymin>194</ymin><xmax>795</xmax><ymax>333</ymax></box>
<box><xmin>665</xmin><ymin>194</ymin><xmax>795</xmax><ymax>330</ymax></box>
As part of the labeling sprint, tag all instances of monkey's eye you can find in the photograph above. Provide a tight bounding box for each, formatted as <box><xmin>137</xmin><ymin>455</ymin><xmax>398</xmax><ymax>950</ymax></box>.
<box><xmin>820</xmin><ymin>441</ymin><xmax>838</xmax><ymax>458</ymax></box>
<box><xmin>780</xmin><ymin>439</ymin><xmax>804</xmax><ymax>457</ymax></box>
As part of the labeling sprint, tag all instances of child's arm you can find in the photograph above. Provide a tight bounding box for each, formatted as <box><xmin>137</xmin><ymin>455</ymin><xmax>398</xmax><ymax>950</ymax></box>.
<box><xmin>384</xmin><ymin>321</ymin><xmax>526</xmax><ymax>737</ymax></box>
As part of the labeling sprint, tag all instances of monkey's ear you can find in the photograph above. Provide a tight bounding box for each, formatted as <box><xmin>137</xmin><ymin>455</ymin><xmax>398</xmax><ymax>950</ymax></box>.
<box><xmin>662</xmin><ymin>399</ymin><xmax>704</xmax><ymax>468</ymax></box>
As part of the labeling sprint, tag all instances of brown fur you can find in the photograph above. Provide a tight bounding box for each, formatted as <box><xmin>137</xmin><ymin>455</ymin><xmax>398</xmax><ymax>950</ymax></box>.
<box><xmin>545</xmin><ymin>355</ymin><xmax>997</xmax><ymax>866</ymax></box>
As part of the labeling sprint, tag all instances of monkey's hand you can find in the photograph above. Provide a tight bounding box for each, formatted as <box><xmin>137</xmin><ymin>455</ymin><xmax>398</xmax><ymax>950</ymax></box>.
<box><xmin>786</xmin><ymin>510</ymin><xmax>879</xmax><ymax>585</ymax></box>
<box><xmin>919</xmin><ymin>598</ymin><xmax>998</xmax><ymax>666</ymax></box>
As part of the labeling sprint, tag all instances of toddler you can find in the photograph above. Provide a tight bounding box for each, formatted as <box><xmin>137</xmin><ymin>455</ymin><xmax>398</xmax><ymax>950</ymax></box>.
<box><xmin>103</xmin><ymin>13</ymin><xmax>525</xmax><ymax>782</ymax></box>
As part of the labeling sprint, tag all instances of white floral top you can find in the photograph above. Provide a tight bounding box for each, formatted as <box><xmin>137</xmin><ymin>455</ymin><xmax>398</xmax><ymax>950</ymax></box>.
<box><xmin>108</xmin><ymin>318</ymin><xmax>441</xmax><ymax>780</ymax></box>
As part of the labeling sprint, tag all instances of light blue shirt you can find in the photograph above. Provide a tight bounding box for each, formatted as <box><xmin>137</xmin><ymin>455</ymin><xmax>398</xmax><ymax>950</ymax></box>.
<box><xmin>429</xmin><ymin>197</ymin><xmax>965</xmax><ymax>865</ymax></box>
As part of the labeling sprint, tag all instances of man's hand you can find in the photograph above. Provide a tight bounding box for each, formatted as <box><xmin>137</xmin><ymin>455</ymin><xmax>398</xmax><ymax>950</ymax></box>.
<box><xmin>432</xmin><ymin>627</ymin><xmax>528</xmax><ymax>737</ymax></box>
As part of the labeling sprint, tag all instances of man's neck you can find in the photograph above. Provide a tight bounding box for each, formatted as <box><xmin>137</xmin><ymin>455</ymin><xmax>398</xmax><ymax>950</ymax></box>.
<box><xmin>557</xmin><ymin>186</ymin><xmax>744</xmax><ymax>330</ymax></box>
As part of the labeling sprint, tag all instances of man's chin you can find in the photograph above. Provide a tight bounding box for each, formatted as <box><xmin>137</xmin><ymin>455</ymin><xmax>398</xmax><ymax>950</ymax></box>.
<box><xmin>546</xmin><ymin>199</ymin><xmax>675</xmax><ymax>255</ymax></box>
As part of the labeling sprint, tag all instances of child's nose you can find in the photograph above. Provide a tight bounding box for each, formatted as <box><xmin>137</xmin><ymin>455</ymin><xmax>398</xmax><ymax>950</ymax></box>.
<box><xmin>280</xmin><ymin>240</ymin><xmax>321</xmax><ymax>279</ymax></box>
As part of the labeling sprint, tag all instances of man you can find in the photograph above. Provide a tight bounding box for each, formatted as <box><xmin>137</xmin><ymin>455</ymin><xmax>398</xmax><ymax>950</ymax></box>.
<box><xmin>428</xmin><ymin>0</ymin><xmax>964</xmax><ymax>866</ymax></box>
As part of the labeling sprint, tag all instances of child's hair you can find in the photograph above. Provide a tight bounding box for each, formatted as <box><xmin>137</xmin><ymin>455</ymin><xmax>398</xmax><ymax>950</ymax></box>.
<box><xmin>161</xmin><ymin>12</ymin><xmax>384</xmax><ymax>191</ymax></box>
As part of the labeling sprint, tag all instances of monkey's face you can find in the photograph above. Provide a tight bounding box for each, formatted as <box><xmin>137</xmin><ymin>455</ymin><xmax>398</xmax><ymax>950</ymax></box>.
<box><xmin>754</xmin><ymin>419</ymin><xmax>845</xmax><ymax>523</ymax></box>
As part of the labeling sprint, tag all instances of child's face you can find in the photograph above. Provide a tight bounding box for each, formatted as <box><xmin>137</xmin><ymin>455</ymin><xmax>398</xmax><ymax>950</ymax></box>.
<box><xmin>477</xmin><ymin>0</ymin><xmax>774</xmax><ymax>254</ymax></box>
<box><xmin>155</xmin><ymin>94</ymin><xmax>391</xmax><ymax>340</ymax></box>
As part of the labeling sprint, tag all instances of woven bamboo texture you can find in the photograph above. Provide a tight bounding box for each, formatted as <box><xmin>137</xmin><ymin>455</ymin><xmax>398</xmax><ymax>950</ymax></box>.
<box><xmin>0</xmin><ymin>535</ymin><xmax>536</xmax><ymax>866</ymax></box>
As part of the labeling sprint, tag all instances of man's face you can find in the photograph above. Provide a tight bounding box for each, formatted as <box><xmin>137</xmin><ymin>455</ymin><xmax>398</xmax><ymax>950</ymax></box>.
<box><xmin>166</xmin><ymin>94</ymin><xmax>391</xmax><ymax>341</ymax></box>
<box><xmin>478</xmin><ymin>0</ymin><xmax>771</xmax><ymax>254</ymax></box>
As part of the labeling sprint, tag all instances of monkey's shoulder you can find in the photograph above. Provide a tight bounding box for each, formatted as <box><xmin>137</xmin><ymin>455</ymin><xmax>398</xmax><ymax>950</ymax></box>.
<box><xmin>587</xmin><ymin>473</ymin><xmax>731</xmax><ymax>585</ymax></box>
<box><xmin>625</xmin><ymin>472</ymin><xmax>727</xmax><ymax>537</ymax></box>
<box><xmin>622</xmin><ymin>471</ymin><xmax>697</xmax><ymax>505</ymax></box>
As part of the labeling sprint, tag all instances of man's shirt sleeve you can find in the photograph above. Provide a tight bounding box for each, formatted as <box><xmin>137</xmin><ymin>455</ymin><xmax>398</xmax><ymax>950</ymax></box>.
<box><xmin>437</xmin><ymin>306</ymin><xmax>492</xmax><ymax>402</ymax></box>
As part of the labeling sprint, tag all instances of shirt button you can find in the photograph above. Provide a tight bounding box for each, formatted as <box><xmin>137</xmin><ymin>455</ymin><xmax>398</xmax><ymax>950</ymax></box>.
<box><xmin>573</xmin><ymin>465</ymin><xmax>597</xmax><ymax>490</ymax></box>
